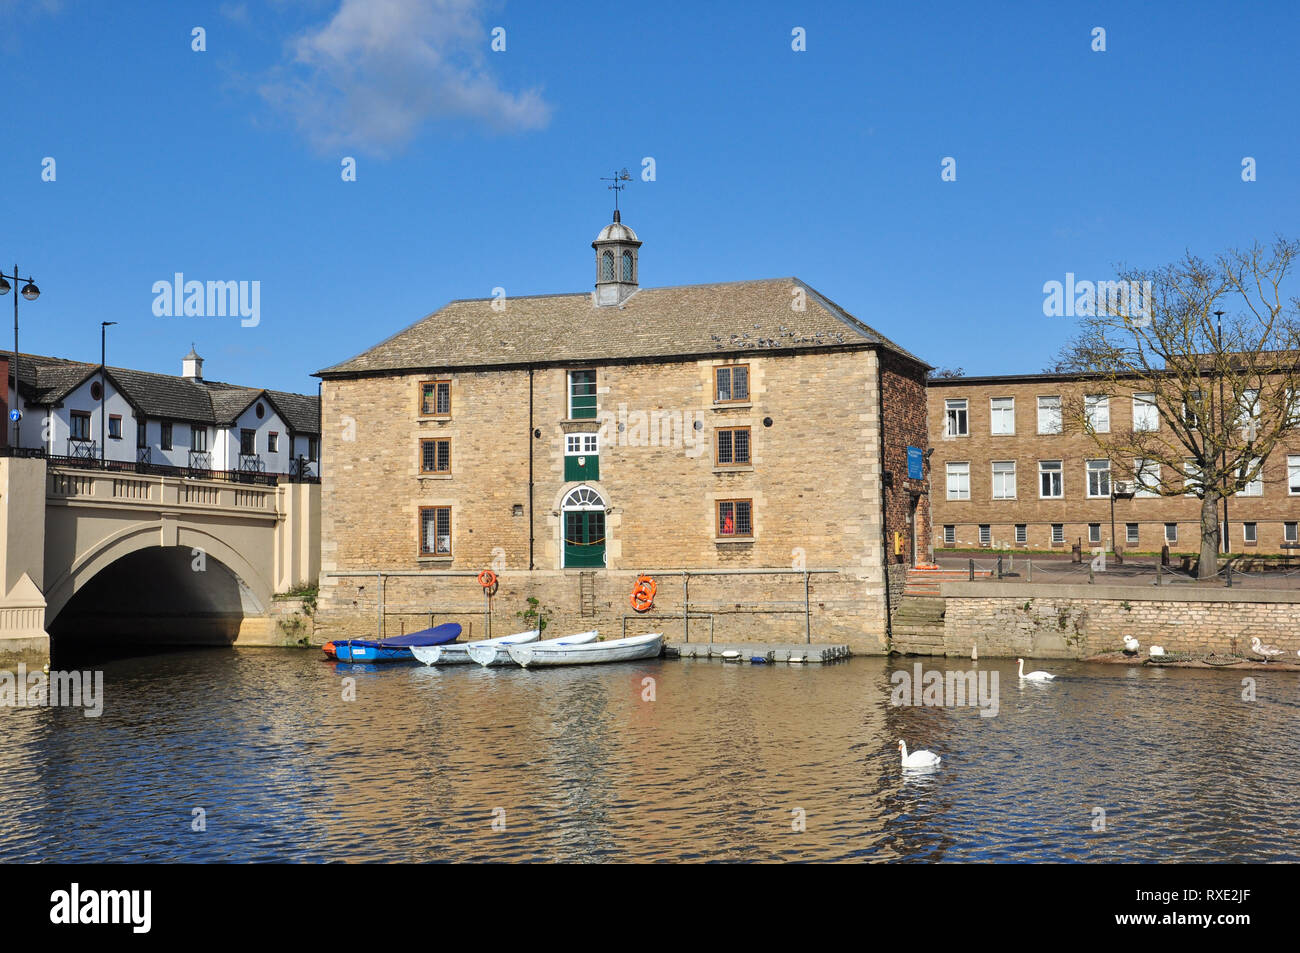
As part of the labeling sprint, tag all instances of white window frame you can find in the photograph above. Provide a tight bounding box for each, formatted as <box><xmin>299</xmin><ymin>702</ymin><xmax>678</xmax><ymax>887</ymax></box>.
<box><xmin>565</xmin><ymin>432</ymin><xmax>599</xmax><ymax>456</ymax></box>
<box><xmin>1051</xmin><ymin>523</ymin><xmax>1065</xmax><ymax>544</ymax></box>
<box><xmin>1037</xmin><ymin>395</ymin><xmax>1062</xmax><ymax>434</ymax></box>
<box><xmin>1126</xmin><ymin>523</ymin><xmax>1139</xmax><ymax>545</ymax></box>
<box><xmin>1243</xmin><ymin>522</ymin><xmax>1258</xmax><ymax>544</ymax></box>
<box><xmin>991</xmin><ymin>460</ymin><xmax>1017</xmax><ymax>500</ymax></box>
<box><xmin>1236</xmin><ymin>388</ymin><xmax>1260</xmax><ymax>429</ymax></box>
<box><xmin>1165</xmin><ymin>522</ymin><xmax>1178</xmax><ymax>544</ymax></box>
<box><xmin>1085</xmin><ymin>395</ymin><xmax>1110</xmax><ymax>433</ymax></box>
<box><xmin>1132</xmin><ymin>392</ymin><xmax>1158</xmax><ymax>432</ymax></box>
<box><xmin>945</xmin><ymin>399</ymin><xmax>969</xmax><ymax>437</ymax></box>
<box><xmin>1134</xmin><ymin>459</ymin><xmax>1160</xmax><ymax>498</ymax></box>
<box><xmin>946</xmin><ymin>462</ymin><xmax>970</xmax><ymax>501</ymax></box>
<box><xmin>1038</xmin><ymin>460</ymin><xmax>1063</xmax><ymax>499</ymax></box>
<box><xmin>1014</xmin><ymin>524</ymin><xmax>1027</xmax><ymax>545</ymax></box>
<box><xmin>1285</xmin><ymin>521</ymin><xmax>1298</xmax><ymax>544</ymax></box>
<box><xmin>1289</xmin><ymin>455</ymin><xmax>1300</xmax><ymax>496</ymax></box>
<box><xmin>1183</xmin><ymin>459</ymin><xmax>1201</xmax><ymax>497</ymax></box>
<box><xmin>1085</xmin><ymin>459</ymin><xmax>1111</xmax><ymax>499</ymax></box>
<box><xmin>1088</xmin><ymin>523</ymin><xmax>1101</xmax><ymax>544</ymax></box>
<box><xmin>989</xmin><ymin>396</ymin><xmax>1015</xmax><ymax>435</ymax></box>
<box><xmin>1235</xmin><ymin>457</ymin><xmax>1263</xmax><ymax>497</ymax></box>
<box><xmin>943</xmin><ymin>524</ymin><xmax>956</xmax><ymax>546</ymax></box>
<box><xmin>978</xmin><ymin>524</ymin><xmax>991</xmax><ymax>547</ymax></box>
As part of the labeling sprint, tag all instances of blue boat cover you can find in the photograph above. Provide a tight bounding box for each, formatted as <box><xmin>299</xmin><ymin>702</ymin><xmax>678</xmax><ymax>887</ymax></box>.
<box><xmin>375</xmin><ymin>623</ymin><xmax>462</xmax><ymax>647</ymax></box>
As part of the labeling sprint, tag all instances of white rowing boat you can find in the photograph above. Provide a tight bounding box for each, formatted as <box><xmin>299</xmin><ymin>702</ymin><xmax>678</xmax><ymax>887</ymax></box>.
<box><xmin>508</xmin><ymin>632</ymin><xmax>663</xmax><ymax>668</ymax></box>
<box><xmin>466</xmin><ymin>629</ymin><xmax>599</xmax><ymax>667</ymax></box>
<box><xmin>410</xmin><ymin>629</ymin><xmax>540</xmax><ymax>666</ymax></box>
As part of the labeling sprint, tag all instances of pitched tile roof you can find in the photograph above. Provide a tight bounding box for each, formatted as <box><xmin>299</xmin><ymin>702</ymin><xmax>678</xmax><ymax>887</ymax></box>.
<box><xmin>317</xmin><ymin>277</ymin><xmax>927</xmax><ymax>378</ymax></box>
<box><xmin>10</xmin><ymin>353</ymin><xmax>319</xmax><ymax>433</ymax></box>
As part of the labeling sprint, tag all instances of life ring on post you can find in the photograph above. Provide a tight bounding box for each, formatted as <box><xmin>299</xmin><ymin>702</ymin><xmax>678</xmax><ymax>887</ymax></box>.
<box><xmin>477</xmin><ymin>569</ymin><xmax>498</xmax><ymax>593</ymax></box>
<box><xmin>630</xmin><ymin>574</ymin><xmax>657</xmax><ymax>613</ymax></box>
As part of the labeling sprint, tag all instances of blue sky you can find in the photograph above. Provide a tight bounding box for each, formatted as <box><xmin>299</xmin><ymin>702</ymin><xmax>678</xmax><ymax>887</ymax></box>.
<box><xmin>1</xmin><ymin>0</ymin><xmax>1297</xmax><ymax>394</ymax></box>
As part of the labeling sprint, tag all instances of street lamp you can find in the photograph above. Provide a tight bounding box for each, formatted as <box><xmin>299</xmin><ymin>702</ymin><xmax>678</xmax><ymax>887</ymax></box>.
<box><xmin>0</xmin><ymin>265</ymin><xmax>40</xmax><ymax>449</ymax></box>
<box><xmin>1214</xmin><ymin>309</ymin><xmax>1228</xmax><ymax>553</ymax></box>
<box><xmin>100</xmin><ymin>321</ymin><xmax>117</xmax><ymax>467</ymax></box>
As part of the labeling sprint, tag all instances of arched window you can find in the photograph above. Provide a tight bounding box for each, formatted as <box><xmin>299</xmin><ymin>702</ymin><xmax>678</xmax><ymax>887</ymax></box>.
<box><xmin>621</xmin><ymin>250</ymin><xmax>634</xmax><ymax>282</ymax></box>
<box><xmin>600</xmin><ymin>250</ymin><xmax>614</xmax><ymax>281</ymax></box>
<box><xmin>562</xmin><ymin>485</ymin><xmax>606</xmax><ymax>510</ymax></box>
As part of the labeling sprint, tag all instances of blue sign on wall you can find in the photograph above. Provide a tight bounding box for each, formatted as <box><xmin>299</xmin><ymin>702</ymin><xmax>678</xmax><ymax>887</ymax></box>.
<box><xmin>906</xmin><ymin>446</ymin><xmax>924</xmax><ymax>480</ymax></box>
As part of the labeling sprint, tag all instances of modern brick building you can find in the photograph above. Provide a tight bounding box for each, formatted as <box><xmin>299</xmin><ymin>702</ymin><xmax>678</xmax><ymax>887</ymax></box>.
<box><xmin>313</xmin><ymin>212</ymin><xmax>931</xmax><ymax>651</ymax></box>
<box><xmin>928</xmin><ymin>372</ymin><xmax>1300</xmax><ymax>555</ymax></box>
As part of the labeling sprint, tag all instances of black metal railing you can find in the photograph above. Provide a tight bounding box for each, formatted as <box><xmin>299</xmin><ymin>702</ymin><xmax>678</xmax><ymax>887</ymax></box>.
<box><xmin>188</xmin><ymin>450</ymin><xmax>212</xmax><ymax>472</ymax></box>
<box><xmin>68</xmin><ymin>439</ymin><xmax>98</xmax><ymax>460</ymax></box>
<box><xmin>0</xmin><ymin>445</ymin><xmax>319</xmax><ymax>483</ymax></box>
<box><xmin>0</xmin><ymin>446</ymin><xmax>46</xmax><ymax>459</ymax></box>
<box><xmin>237</xmin><ymin>453</ymin><xmax>265</xmax><ymax>474</ymax></box>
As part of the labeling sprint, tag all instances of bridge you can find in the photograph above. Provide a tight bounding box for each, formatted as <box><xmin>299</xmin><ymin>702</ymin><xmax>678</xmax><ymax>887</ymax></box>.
<box><xmin>0</xmin><ymin>453</ymin><xmax>319</xmax><ymax>663</ymax></box>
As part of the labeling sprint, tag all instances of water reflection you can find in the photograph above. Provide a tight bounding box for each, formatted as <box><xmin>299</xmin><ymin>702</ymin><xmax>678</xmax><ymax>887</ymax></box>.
<box><xmin>1</xmin><ymin>651</ymin><xmax>1297</xmax><ymax>862</ymax></box>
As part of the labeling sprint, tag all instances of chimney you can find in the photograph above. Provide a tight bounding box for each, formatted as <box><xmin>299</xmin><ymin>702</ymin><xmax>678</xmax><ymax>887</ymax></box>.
<box><xmin>182</xmin><ymin>346</ymin><xmax>203</xmax><ymax>381</ymax></box>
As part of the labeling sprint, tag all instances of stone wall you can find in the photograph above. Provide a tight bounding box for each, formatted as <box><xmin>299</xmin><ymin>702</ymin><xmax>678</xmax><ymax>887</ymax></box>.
<box><xmin>315</xmin><ymin>347</ymin><xmax>929</xmax><ymax>652</ymax></box>
<box><xmin>935</xmin><ymin>581</ymin><xmax>1300</xmax><ymax>658</ymax></box>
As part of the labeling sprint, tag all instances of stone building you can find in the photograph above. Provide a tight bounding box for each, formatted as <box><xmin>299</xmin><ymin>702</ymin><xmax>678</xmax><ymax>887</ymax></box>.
<box><xmin>928</xmin><ymin>371</ymin><xmax>1300</xmax><ymax>555</ymax></box>
<box><xmin>314</xmin><ymin>212</ymin><xmax>931</xmax><ymax>651</ymax></box>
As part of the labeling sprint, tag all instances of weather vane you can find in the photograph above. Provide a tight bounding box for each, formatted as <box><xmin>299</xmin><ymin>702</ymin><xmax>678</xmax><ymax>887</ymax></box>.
<box><xmin>600</xmin><ymin>168</ymin><xmax>632</xmax><ymax>213</ymax></box>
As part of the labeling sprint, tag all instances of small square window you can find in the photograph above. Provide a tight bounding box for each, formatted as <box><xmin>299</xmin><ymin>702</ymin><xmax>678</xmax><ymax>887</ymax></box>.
<box><xmin>1126</xmin><ymin>523</ymin><xmax>1139</xmax><ymax>545</ymax></box>
<box><xmin>717</xmin><ymin>499</ymin><xmax>753</xmax><ymax>537</ymax></box>
<box><xmin>1165</xmin><ymin>523</ymin><xmax>1178</xmax><ymax>543</ymax></box>
<box><xmin>943</xmin><ymin>525</ymin><xmax>955</xmax><ymax>546</ymax></box>
<box><xmin>1243</xmin><ymin>522</ymin><xmax>1257</xmax><ymax>545</ymax></box>
<box><xmin>978</xmin><ymin>524</ymin><xmax>991</xmax><ymax>547</ymax></box>
<box><xmin>1285</xmin><ymin>521</ymin><xmax>1298</xmax><ymax>544</ymax></box>
<box><xmin>1088</xmin><ymin>523</ymin><xmax>1101</xmax><ymax>544</ymax></box>
<box><xmin>420</xmin><ymin>437</ymin><xmax>451</xmax><ymax>474</ymax></box>
<box><xmin>715</xmin><ymin>365</ymin><xmax>750</xmax><ymax>403</ymax></box>
<box><xmin>1015</xmin><ymin>524</ymin><xmax>1027</xmax><ymax>545</ymax></box>
<box><xmin>1051</xmin><ymin>523</ymin><xmax>1065</xmax><ymax>544</ymax></box>
<box><xmin>716</xmin><ymin>427</ymin><xmax>751</xmax><ymax>466</ymax></box>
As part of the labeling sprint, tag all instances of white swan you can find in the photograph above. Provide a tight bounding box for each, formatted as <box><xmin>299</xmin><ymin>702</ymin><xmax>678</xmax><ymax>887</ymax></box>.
<box><xmin>898</xmin><ymin>739</ymin><xmax>941</xmax><ymax>769</ymax></box>
<box><xmin>1149</xmin><ymin>645</ymin><xmax>1165</xmax><ymax>657</ymax></box>
<box><xmin>1017</xmin><ymin>658</ymin><xmax>1056</xmax><ymax>681</ymax></box>
<box><xmin>1122</xmin><ymin>635</ymin><xmax>1140</xmax><ymax>654</ymax></box>
<box><xmin>1250</xmin><ymin>637</ymin><xmax>1283</xmax><ymax>662</ymax></box>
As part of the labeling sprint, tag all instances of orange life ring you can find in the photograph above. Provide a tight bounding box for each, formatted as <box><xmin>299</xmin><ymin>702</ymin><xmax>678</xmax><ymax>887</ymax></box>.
<box><xmin>630</xmin><ymin>574</ymin><xmax>656</xmax><ymax>612</ymax></box>
<box><xmin>477</xmin><ymin>569</ymin><xmax>498</xmax><ymax>591</ymax></box>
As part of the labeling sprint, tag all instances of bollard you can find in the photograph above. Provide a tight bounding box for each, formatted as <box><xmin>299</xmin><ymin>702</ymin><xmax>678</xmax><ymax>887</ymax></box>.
<box><xmin>969</xmin><ymin>558</ymin><xmax>974</xmax><ymax>581</ymax></box>
<box><xmin>997</xmin><ymin>555</ymin><xmax>1003</xmax><ymax>579</ymax></box>
<box><xmin>1155</xmin><ymin>563</ymin><xmax>1161</xmax><ymax>586</ymax></box>
<box><xmin>1028</xmin><ymin>558</ymin><xmax>1032</xmax><ymax>582</ymax></box>
<box><xmin>1088</xmin><ymin>563</ymin><xmax>1094</xmax><ymax>584</ymax></box>
<box><xmin>1226</xmin><ymin>562</ymin><xmax>1232</xmax><ymax>588</ymax></box>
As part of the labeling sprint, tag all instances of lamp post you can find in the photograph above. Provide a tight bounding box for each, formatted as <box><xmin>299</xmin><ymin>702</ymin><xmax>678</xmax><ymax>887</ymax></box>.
<box><xmin>0</xmin><ymin>265</ymin><xmax>41</xmax><ymax>449</ymax></box>
<box><xmin>100</xmin><ymin>321</ymin><xmax>117</xmax><ymax>467</ymax></box>
<box><xmin>1214</xmin><ymin>309</ymin><xmax>1228</xmax><ymax>553</ymax></box>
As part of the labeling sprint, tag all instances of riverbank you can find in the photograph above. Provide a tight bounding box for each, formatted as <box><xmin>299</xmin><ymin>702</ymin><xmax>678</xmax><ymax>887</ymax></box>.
<box><xmin>1085</xmin><ymin>650</ymin><xmax>1300</xmax><ymax>671</ymax></box>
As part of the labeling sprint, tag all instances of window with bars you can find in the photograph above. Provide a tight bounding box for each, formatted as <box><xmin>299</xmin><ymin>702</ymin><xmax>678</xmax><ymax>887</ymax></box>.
<box><xmin>716</xmin><ymin>427</ymin><xmax>751</xmax><ymax>466</ymax></box>
<box><xmin>1088</xmin><ymin>523</ymin><xmax>1101</xmax><ymax>544</ymax></box>
<box><xmin>943</xmin><ymin>525</ymin><xmax>955</xmax><ymax>546</ymax></box>
<box><xmin>715</xmin><ymin>365</ymin><xmax>750</xmax><ymax>403</ymax></box>
<box><xmin>420</xmin><ymin>438</ymin><xmax>451</xmax><ymax>474</ymax></box>
<box><xmin>568</xmin><ymin>370</ymin><xmax>597</xmax><ymax>419</ymax></box>
<box><xmin>420</xmin><ymin>506</ymin><xmax>452</xmax><ymax>556</ymax></box>
<box><xmin>1243</xmin><ymin>522</ymin><xmax>1258</xmax><ymax>545</ymax></box>
<box><xmin>420</xmin><ymin>380</ymin><xmax>451</xmax><ymax>417</ymax></box>
<box><xmin>1285</xmin><ymin>521</ymin><xmax>1298</xmax><ymax>544</ymax></box>
<box><xmin>1126</xmin><ymin>523</ymin><xmax>1139</xmax><ymax>545</ymax></box>
<box><xmin>1165</xmin><ymin>523</ymin><xmax>1178</xmax><ymax>543</ymax></box>
<box><xmin>1051</xmin><ymin>523</ymin><xmax>1065</xmax><ymax>544</ymax></box>
<box><xmin>717</xmin><ymin>499</ymin><xmax>753</xmax><ymax>537</ymax></box>
<box><xmin>978</xmin><ymin>524</ymin><xmax>991</xmax><ymax>546</ymax></box>
<box><xmin>1015</xmin><ymin>524</ymin><xmax>1027</xmax><ymax>545</ymax></box>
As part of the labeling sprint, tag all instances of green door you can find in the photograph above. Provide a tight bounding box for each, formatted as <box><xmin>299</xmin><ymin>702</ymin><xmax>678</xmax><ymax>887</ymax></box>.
<box><xmin>564</xmin><ymin>510</ymin><xmax>606</xmax><ymax>568</ymax></box>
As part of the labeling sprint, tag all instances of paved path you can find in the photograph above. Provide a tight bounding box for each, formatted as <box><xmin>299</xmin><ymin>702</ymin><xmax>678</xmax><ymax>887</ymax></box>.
<box><xmin>933</xmin><ymin>554</ymin><xmax>1300</xmax><ymax>591</ymax></box>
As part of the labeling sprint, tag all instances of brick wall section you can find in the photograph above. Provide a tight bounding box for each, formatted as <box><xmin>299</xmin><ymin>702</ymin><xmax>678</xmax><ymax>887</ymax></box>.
<box><xmin>931</xmin><ymin>582</ymin><xmax>1300</xmax><ymax>658</ymax></box>
<box><xmin>928</xmin><ymin>376</ymin><xmax>1300</xmax><ymax>554</ymax></box>
<box><xmin>316</xmin><ymin>346</ymin><xmax>924</xmax><ymax>652</ymax></box>
<box><xmin>879</xmin><ymin>351</ymin><xmax>932</xmax><ymax>618</ymax></box>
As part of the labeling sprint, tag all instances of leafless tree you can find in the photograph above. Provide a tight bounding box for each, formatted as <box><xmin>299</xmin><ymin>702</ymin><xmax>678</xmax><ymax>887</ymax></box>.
<box><xmin>1052</xmin><ymin>238</ymin><xmax>1300</xmax><ymax>577</ymax></box>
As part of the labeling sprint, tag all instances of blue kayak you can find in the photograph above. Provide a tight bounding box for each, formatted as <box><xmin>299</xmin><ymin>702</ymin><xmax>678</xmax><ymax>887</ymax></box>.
<box><xmin>330</xmin><ymin>623</ymin><xmax>462</xmax><ymax>662</ymax></box>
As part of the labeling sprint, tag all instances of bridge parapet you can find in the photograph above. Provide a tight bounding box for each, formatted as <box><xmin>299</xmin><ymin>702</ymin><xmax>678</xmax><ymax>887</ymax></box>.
<box><xmin>46</xmin><ymin>466</ymin><xmax>278</xmax><ymax>519</ymax></box>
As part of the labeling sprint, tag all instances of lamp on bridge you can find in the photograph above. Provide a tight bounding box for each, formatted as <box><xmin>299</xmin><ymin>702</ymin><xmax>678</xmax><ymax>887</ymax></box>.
<box><xmin>0</xmin><ymin>265</ymin><xmax>41</xmax><ymax>449</ymax></box>
<box><xmin>101</xmin><ymin>321</ymin><xmax>117</xmax><ymax>467</ymax></box>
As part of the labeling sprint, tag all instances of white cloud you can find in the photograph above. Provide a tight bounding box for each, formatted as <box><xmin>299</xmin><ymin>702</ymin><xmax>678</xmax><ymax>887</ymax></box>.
<box><xmin>261</xmin><ymin>0</ymin><xmax>551</xmax><ymax>155</ymax></box>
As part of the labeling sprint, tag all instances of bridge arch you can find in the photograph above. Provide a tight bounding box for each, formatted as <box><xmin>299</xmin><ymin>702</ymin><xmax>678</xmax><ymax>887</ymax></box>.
<box><xmin>45</xmin><ymin>519</ymin><xmax>275</xmax><ymax>625</ymax></box>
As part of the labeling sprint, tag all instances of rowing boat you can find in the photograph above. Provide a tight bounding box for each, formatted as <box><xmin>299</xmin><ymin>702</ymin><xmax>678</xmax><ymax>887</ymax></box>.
<box><xmin>411</xmin><ymin>629</ymin><xmax>540</xmax><ymax>665</ymax></box>
<box><xmin>330</xmin><ymin>622</ymin><xmax>462</xmax><ymax>663</ymax></box>
<box><xmin>466</xmin><ymin>629</ymin><xmax>599</xmax><ymax>667</ymax></box>
<box><xmin>508</xmin><ymin>632</ymin><xmax>663</xmax><ymax>668</ymax></box>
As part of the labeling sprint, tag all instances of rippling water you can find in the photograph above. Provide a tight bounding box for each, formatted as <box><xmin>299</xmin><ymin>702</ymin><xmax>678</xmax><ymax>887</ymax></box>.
<box><xmin>2</xmin><ymin>649</ymin><xmax>1297</xmax><ymax>862</ymax></box>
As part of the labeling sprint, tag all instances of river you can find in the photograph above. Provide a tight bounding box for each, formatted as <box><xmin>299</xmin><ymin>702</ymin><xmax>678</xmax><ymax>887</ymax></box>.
<box><xmin>1</xmin><ymin>649</ymin><xmax>1296</xmax><ymax>862</ymax></box>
